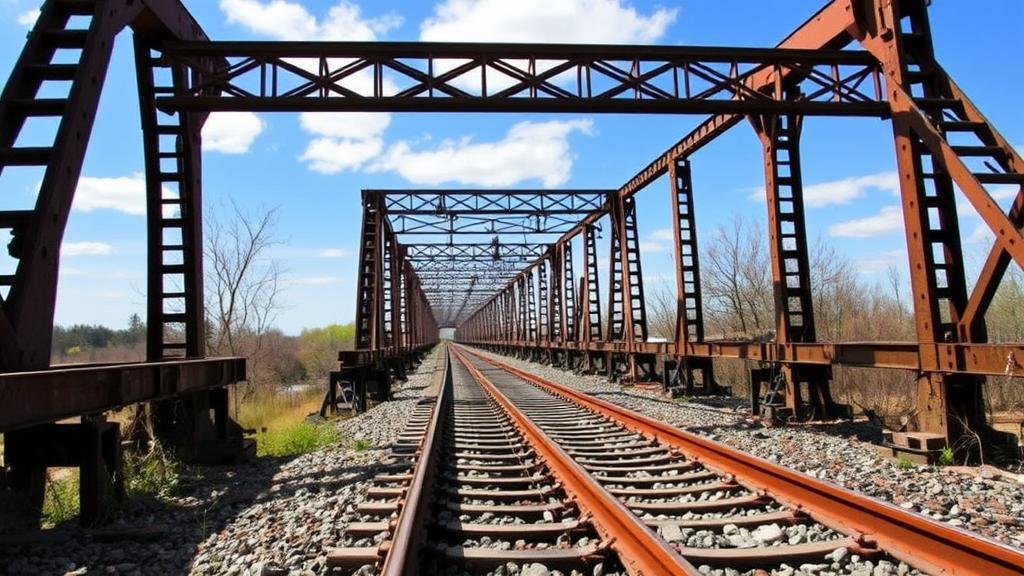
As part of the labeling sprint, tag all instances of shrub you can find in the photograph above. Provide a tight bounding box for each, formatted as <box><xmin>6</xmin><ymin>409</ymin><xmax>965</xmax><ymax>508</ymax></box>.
<box><xmin>123</xmin><ymin>442</ymin><xmax>180</xmax><ymax>499</ymax></box>
<box><xmin>257</xmin><ymin>421</ymin><xmax>339</xmax><ymax>457</ymax></box>
<box><xmin>42</xmin><ymin>470</ymin><xmax>80</xmax><ymax>526</ymax></box>
<box><xmin>938</xmin><ymin>446</ymin><xmax>955</xmax><ymax>466</ymax></box>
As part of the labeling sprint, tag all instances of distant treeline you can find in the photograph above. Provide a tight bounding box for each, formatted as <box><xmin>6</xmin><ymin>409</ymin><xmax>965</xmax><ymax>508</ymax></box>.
<box><xmin>53</xmin><ymin>314</ymin><xmax>147</xmax><ymax>355</ymax></box>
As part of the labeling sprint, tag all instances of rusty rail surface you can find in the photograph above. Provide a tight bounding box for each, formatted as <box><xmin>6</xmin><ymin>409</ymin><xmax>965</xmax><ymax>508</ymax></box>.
<box><xmin>450</xmin><ymin>346</ymin><xmax>699</xmax><ymax>576</ymax></box>
<box><xmin>327</xmin><ymin>346</ymin><xmax>450</xmax><ymax>574</ymax></box>
<box><xmin>457</xmin><ymin>345</ymin><xmax>1024</xmax><ymax>576</ymax></box>
<box><xmin>380</xmin><ymin>345</ymin><xmax>451</xmax><ymax>576</ymax></box>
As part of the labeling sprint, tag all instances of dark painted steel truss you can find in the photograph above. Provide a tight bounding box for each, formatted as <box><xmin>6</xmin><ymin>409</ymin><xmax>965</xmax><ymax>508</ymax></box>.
<box><xmin>1</xmin><ymin>2</ymin><xmax>1023</xmax><ymax>517</ymax></box>
<box><xmin>155</xmin><ymin>42</ymin><xmax>886</xmax><ymax>116</ymax></box>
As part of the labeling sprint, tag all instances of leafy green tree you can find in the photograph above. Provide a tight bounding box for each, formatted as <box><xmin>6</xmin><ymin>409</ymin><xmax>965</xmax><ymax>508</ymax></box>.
<box><xmin>297</xmin><ymin>324</ymin><xmax>355</xmax><ymax>378</ymax></box>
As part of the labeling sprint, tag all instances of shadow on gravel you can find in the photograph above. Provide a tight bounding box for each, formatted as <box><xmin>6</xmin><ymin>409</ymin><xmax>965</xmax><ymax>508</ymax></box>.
<box><xmin>0</xmin><ymin>446</ymin><xmax>392</xmax><ymax>575</ymax></box>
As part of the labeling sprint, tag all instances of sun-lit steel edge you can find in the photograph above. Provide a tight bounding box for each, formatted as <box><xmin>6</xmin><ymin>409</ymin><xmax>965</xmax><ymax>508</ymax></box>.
<box><xmin>458</xmin><ymin>345</ymin><xmax>1024</xmax><ymax>576</ymax></box>
<box><xmin>2</xmin><ymin>0</ymin><xmax>1023</xmax><ymax>527</ymax></box>
<box><xmin>450</xmin><ymin>345</ymin><xmax>699</xmax><ymax>576</ymax></box>
<box><xmin>454</xmin><ymin>0</ymin><xmax>1024</xmax><ymax>457</ymax></box>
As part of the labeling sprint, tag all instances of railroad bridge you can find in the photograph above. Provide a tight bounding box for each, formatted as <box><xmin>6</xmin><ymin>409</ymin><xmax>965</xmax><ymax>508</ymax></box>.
<box><xmin>0</xmin><ymin>0</ymin><xmax>1022</xmax><ymax>529</ymax></box>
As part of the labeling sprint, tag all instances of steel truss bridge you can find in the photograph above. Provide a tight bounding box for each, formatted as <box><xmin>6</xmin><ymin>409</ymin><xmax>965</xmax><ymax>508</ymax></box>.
<box><xmin>0</xmin><ymin>0</ymin><xmax>1021</xmax><ymax>523</ymax></box>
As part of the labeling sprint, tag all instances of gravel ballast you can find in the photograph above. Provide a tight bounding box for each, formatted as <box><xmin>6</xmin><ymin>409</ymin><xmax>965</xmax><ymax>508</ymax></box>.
<box><xmin>0</xmin><ymin>348</ymin><xmax>440</xmax><ymax>576</ymax></box>
<box><xmin>467</xmin><ymin>347</ymin><xmax>1024</xmax><ymax>554</ymax></box>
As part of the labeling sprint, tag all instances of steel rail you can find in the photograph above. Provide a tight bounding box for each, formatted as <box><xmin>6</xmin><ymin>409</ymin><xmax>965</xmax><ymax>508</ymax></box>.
<box><xmin>449</xmin><ymin>346</ymin><xmax>699</xmax><ymax>576</ymax></box>
<box><xmin>379</xmin><ymin>346</ymin><xmax>451</xmax><ymax>575</ymax></box>
<box><xmin>457</xmin><ymin>345</ymin><xmax>1024</xmax><ymax>576</ymax></box>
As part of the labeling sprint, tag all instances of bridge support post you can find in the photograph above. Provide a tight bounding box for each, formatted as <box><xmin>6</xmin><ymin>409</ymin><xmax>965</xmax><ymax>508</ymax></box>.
<box><xmin>5</xmin><ymin>417</ymin><xmax>123</xmax><ymax>525</ymax></box>
<box><xmin>669</xmin><ymin>158</ymin><xmax>716</xmax><ymax>396</ymax></box>
<box><xmin>751</xmin><ymin>92</ymin><xmax>836</xmax><ymax>420</ymax></box>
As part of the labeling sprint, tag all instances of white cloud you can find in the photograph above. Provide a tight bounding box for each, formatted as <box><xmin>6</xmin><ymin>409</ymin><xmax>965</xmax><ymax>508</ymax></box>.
<box><xmin>636</xmin><ymin>228</ymin><xmax>676</xmax><ymax>254</ymax></box>
<box><xmin>297</xmin><ymin>112</ymin><xmax>390</xmax><ymax>173</ymax></box>
<box><xmin>421</xmin><ymin>0</ymin><xmax>676</xmax><ymax>43</ymax></box>
<box><xmin>219</xmin><ymin>1</ymin><xmax>401</xmax><ymax>171</ymax></box>
<box><xmin>202</xmin><ymin>112</ymin><xmax>265</xmax><ymax>154</ymax></box>
<box><xmin>638</xmin><ymin>241</ymin><xmax>666</xmax><ymax>254</ymax></box>
<box><xmin>16</xmin><ymin>9</ymin><xmax>39</xmax><ymax>27</ymax></box>
<box><xmin>319</xmin><ymin>248</ymin><xmax>349</xmax><ymax>258</ymax></box>
<box><xmin>73</xmin><ymin>174</ymin><xmax>152</xmax><ymax>216</ymax></box>
<box><xmin>63</xmin><ymin>242</ymin><xmax>114</xmax><ymax>257</ymax></box>
<box><xmin>219</xmin><ymin>0</ymin><xmax>400</xmax><ymax>41</ymax></box>
<box><xmin>300</xmin><ymin>137</ymin><xmax>384</xmax><ymax>174</ymax></box>
<box><xmin>420</xmin><ymin>0</ymin><xmax>675</xmax><ymax>94</ymax></box>
<box><xmin>300</xmin><ymin>112</ymin><xmax>390</xmax><ymax>140</ymax></box>
<box><xmin>804</xmin><ymin>172</ymin><xmax>898</xmax><ymax>208</ymax></box>
<box><xmin>747</xmin><ymin>171</ymin><xmax>899</xmax><ymax>208</ymax></box>
<box><xmin>828</xmin><ymin>205</ymin><xmax>903</xmax><ymax>238</ymax></box>
<box><xmin>966</xmin><ymin>223</ymin><xmax>993</xmax><ymax>245</ymax></box>
<box><xmin>648</xmin><ymin>228</ymin><xmax>675</xmax><ymax>242</ymax></box>
<box><xmin>285</xmin><ymin>275</ymin><xmax>344</xmax><ymax>286</ymax></box>
<box><xmin>855</xmin><ymin>249</ymin><xmax>907</xmax><ymax>275</ymax></box>
<box><xmin>369</xmin><ymin>120</ymin><xmax>593</xmax><ymax>187</ymax></box>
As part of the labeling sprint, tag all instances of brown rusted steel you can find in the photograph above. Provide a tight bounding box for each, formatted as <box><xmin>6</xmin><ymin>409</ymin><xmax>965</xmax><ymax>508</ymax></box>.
<box><xmin>378</xmin><ymin>347</ymin><xmax>449</xmax><ymax>576</ymax></box>
<box><xmin>158</xmin><ymin>42</ymin><xmax>885</xmax><ymax>116</ymax></box>
<box><xmin>464</xmin><ymin>347</ymin><xmax>1024</xmax><ymax>576</ymax></box>
<box><xmin>450</xmin><ymin>346</ymin><xmax>699</xmax><ymax>576</ymax></box>
<box><xmin>0</xmin><ymin>358</ymin><xmax>245</xmax><ymax>432</ymax></box>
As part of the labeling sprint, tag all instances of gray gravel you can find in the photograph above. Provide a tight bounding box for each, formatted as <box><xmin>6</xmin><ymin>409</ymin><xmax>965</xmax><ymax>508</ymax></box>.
<box><xmin>468</xmin><ymin>348</ymin><xmax>1024</xmax><ymax>555</ymax></box>
<box><xmin>0</xmin><ymin>348</ymin><xmax>441</xmax><ymax>576</ymax></box>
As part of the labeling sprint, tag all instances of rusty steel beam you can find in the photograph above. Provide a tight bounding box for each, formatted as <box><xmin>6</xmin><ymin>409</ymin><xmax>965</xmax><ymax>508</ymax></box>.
<box><xmin>0</xmin><ymin>358</ymin><xmax>245</xmax><ymax>433</ymax></box>
<box><xmin>156</xmin><ymin>41</ymin><xmax>885</xmax><ymax>116</ymax></box>
<box><xmin>373</xmin><ymin>189</ymin><xmax>610</xmax><ymax>215</ymax></box>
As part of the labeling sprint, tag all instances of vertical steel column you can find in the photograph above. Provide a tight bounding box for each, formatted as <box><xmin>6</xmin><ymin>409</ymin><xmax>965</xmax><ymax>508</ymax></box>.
<box><xmin>526</xmin><ymin>267</ymin><xmax>538</xmax><ymax>344</ymax></box>
<box><xmin>580</xmin><ymin>224</ymin><xmax>603</xmax><ymax>372</ymax></box>
<box><xmin>381</xmin><ymin>231</ymin><xmax>395</xmax><ymax>349</ymax></box>
<box><xmin>538</xmin><ymin>260</ymin><xmax>550</xmax><ymax>342</ymax></box>
<box><xmin>873</xmin><ymin>0</ymin><xmax>984</xmax><ymax>442</ymax></box>
<box><xmin>562</xmin><ymin>242</ymin><xmax>577</xmax><ymax>343</ymax></box>
<box><xmin>669</xmin><ymin>158</ymin><xmax>714</xmax><ymax>393</ymax></box>
<box><xmin>0</xmin><ymin>0</ymin><xmax>132</xmax><ymax>370</ymax></box>
<box><xmin>549</xmin><ymin>249</ymin><xmax>563</xmax><ymax>344</ymax></box>
<box><xmin>355</xmin><ymin>194</ymin><xmax>384</xmax><ymax>350</ymax></box>
<box><xmin>609</xmin><ymin>193</ymin><xmax>650</xmax><ymax>380</ymax></box>
<box><xmin>517</xmin><ymin>275</ymin><xmax>528</xmax><ymax>346</ymax></box>
<box><xmin>136</xmin><ymin>39</ymin><xmax>205</xmax><ymax>361</ymax></box>
<box><xmin>751</xmin><ymin>89</ymin><xmax>833</xmax><ymax>419</ymax></box>
<box><xmin>583</xmin><ymin>224</ymin><xmax>603</xmax><ymax>342</ymax></box>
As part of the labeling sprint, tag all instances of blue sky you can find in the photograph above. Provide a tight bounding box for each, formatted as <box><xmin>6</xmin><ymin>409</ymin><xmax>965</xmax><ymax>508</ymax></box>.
<box><xmin>1</xmin><ymin>0</ymin><xmax>1021</xmax><ymax>334</ymax></box>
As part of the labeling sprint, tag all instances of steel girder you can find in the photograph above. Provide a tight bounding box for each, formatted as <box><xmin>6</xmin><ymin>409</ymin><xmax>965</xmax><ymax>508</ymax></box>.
<box><xmin>154</xmin><ymin>42</ymin><xmax>885</xmax><ymax>116</ymax></box>
<box><xmin>2</xmin><ymin>0</ymin><xmax>1023</xmax><ymax>456</ymax></box>
<box><xmin>456</xmin><ymin>0</ymin><xmax>1024</xmax><ymax>449</ymax></box>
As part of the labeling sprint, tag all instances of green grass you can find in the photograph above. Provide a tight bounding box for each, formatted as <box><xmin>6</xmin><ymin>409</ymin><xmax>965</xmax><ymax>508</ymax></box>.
<box><xmin>123</xmin><ymin>442</ymin><xmax>180</xmax><ymax>499</ymax></box>
<box><xmin>938</xmin><ymin>446</ymin><xmax>955</xmax><ymax>466</ymax></box>
<box><xmin>255</xmin><ymin>420</ymin><xmax>340</xmax><ymax>457</ymax></box>
<box><xmin>42</xmin><ymin>469</ymin><xmax>80</xmax><ymax>527</ymax></box>
<box><xmin>673</xmin><ymin>396</ymin><xmax>691</xmax><ymax>404</ymax></box>
<box><xmin>896</xmin><ymin>455</ymin><xmax>917</xmax><ymax>470</ymax></box>
<box><xmin>237</xmin><ymin>384</ymin><xmax>342</xmax><ymax>458</ymax></box>
<box><xmin>353</xmin><ymin>439</ymin><xmax>372</xmax><ymax>452</ymax></box>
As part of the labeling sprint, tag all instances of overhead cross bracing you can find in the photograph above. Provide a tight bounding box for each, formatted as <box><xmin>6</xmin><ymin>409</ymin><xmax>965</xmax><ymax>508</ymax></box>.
<box><xmin>2</xmin><ymin>0</ymin><xmax>1024</xmax><ymax>527</ymax></box>
<box><xmin>366</xmin><ymin>190</ymin><xmax>613</xmax><ymax>328</ymax></box>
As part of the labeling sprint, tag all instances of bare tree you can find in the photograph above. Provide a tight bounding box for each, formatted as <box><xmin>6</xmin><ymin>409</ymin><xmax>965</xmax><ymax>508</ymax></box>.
<box><xmin>702</xmin><ymin>217</ymin><xmax>773</xmax><ymax>338</ymax></box>
<box><xmin>205</xmin><ymin>201</ymin><xmax>284</xmax><ymax>392</ymax></box>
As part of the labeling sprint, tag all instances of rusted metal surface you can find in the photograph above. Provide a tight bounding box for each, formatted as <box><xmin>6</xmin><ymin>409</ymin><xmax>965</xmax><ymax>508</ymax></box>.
<box><xmin>451</xmin><ymin>346</ymin><xmax>698</xmax><ymax>575</ymax></box>
<box><xmin>463</xmin><ymin>347</ymin><xmax>1024</xmax><ymax>576</ymax></box>
<box><xmin>157</xmin><ymin>42</ymin><xmax>885</xmax><ymax>115</ymax></box>
<box><xmin>0</xmin><ymin>357</ymin><xmax>245</xmax><ymax>432</ymax></box>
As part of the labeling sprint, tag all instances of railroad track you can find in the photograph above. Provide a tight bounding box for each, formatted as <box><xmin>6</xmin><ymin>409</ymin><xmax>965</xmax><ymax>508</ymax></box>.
<box><xmin>327</xmin><ymin>344</ymin><xmax>1024</xmax><ymax>575</ymax></box>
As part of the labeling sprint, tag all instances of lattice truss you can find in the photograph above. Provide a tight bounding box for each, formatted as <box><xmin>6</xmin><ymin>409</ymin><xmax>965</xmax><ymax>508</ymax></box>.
<box><xmin>375</xmin><ymin>190</ymin><xmax>611</xmax><ymax>326</ymax></box>
<box><xmin>157</xmin><ymin>43</ymin><xmax>885</xmax><ymax>116</ymax></box>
